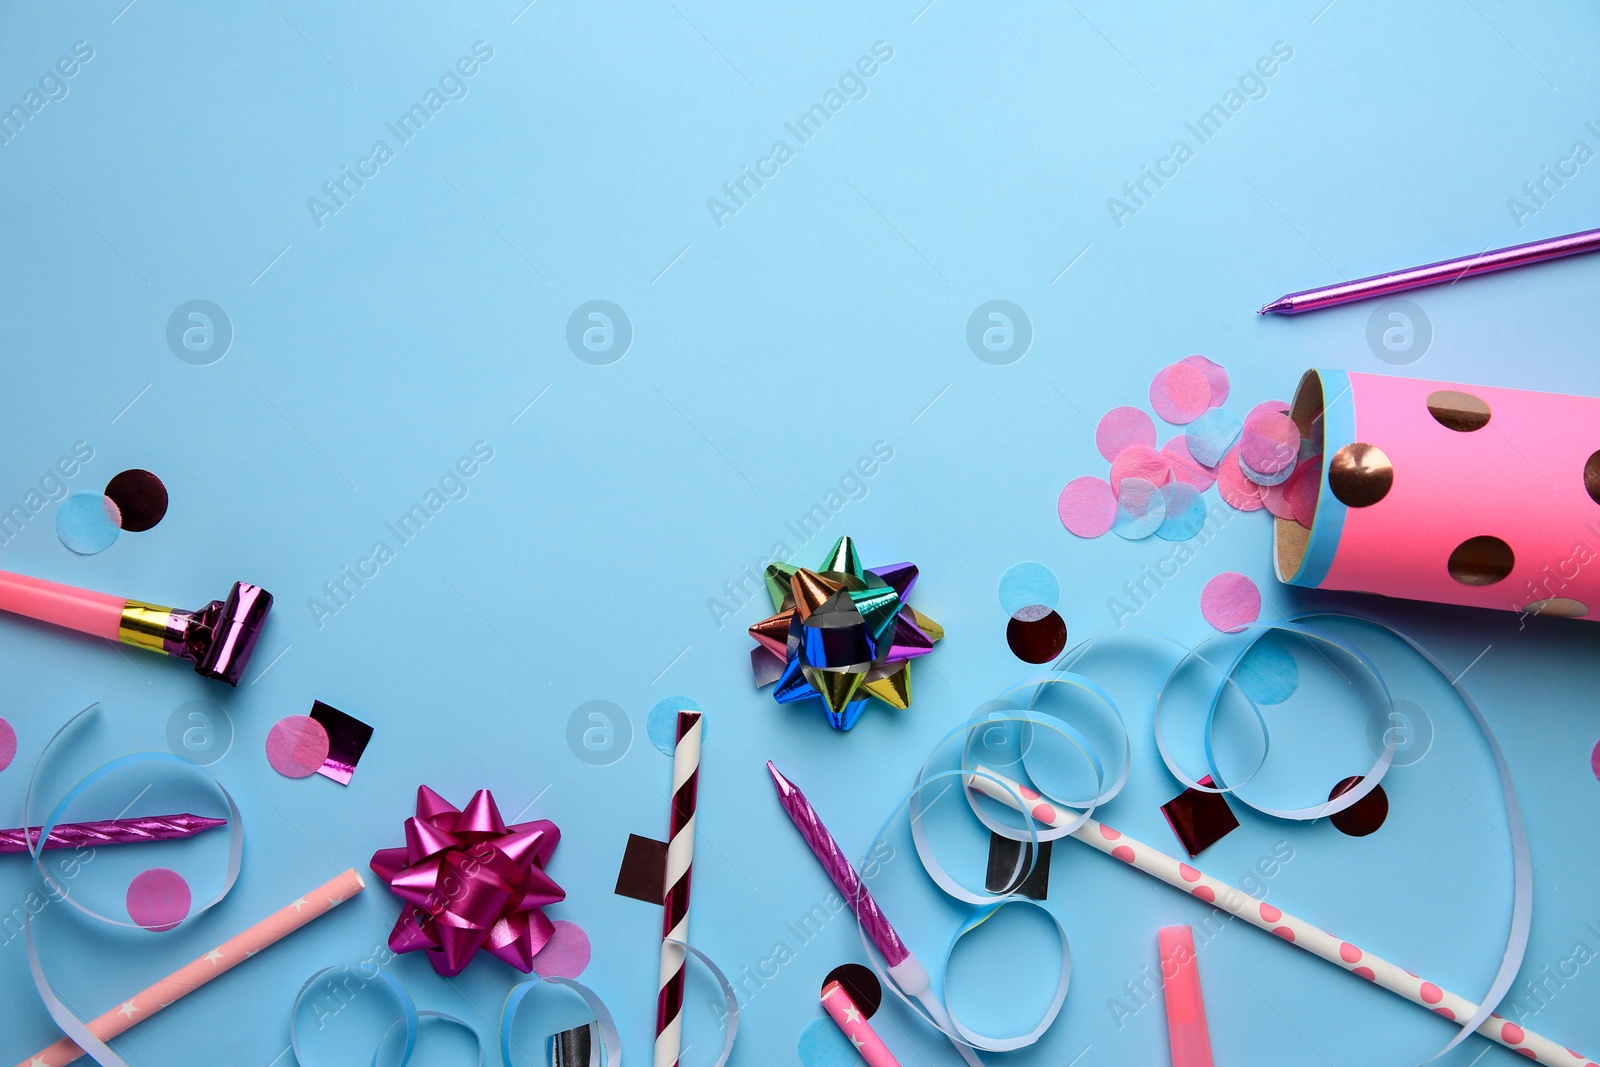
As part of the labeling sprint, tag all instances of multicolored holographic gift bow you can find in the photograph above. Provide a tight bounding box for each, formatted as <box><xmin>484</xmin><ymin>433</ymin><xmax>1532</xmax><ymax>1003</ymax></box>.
<box><xmin>748</xmin><ymin>536</ymin><xmax>942</xmax><ymax>730</ymax></box>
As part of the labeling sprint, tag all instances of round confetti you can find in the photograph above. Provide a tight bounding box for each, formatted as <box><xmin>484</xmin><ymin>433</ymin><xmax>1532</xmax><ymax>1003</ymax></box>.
<box><xmin>103</xmin><ymin>469</ymin><xmax>169</xmax><ymax>532</ymax></box>
<box><xmin>1180</xmin><ymin>355</ymin><xmax>1230</xmax><ymax>407</ymax></box>
<box><xmin>530</xmin><ymin>919</ymin><xmax>592</xmax><ymax>979</ymax></box>
<box><xmin>1161</xmin><ymin>436</ymin><xmax>1217</xmax><ymax>492</ymax></box>
<box><xmin>797</xmin><ymin>1016</ymin><xmax>858</xmax><ymax>1067</ymax></box>
<box><xmin>1058</xmin><ymin>477</ymin><xmax>1117</xmax><ymax>539</ymax></box>
<box><xmin>1149</xmin><ymin>363</ymin><xmax>1213</xmax><ymax>424</ymax></box>
<box><xmin>1112</xmin><ymin>477</ymin><xmax>1166</xmax><ymax>539</ymax></box>
<box><xmin>1216</xmin><ymin>446</ymin><xmax>1266</xmax><ymax>512</ymax></box>
<box><xmin>999</xmin><ymin>562</ymin><xmax>1059</xmax><ymax>616</ymax></box>
<box><xmin>1590</xmin><ymin>738</ymin><xmax>1600</xmax><ymax>782</ymax></box>
<box><xmin>0</xmin><ymin>718</ymin><xmax>15</xmax><ymax>773</ymax></box>
<box><xmin>1109</xmin><ymin>445</ymin><xmax>1172</xmax><ymax>493</ymax></box>
<box><xmin>265</xmin><ymin>715</ymin><xmax>330</xmax><ymax>779</ymax></box>
<box><xmin>647</xmin><ymin>696</ymin><xmax>704</xmax><ymax>757</ymax></box>
<box><xmin>1287</xmin><ymin>457</ymin><xmax>1321</xmax><ymax>527</ymax></box>
<box><xmin>1328</xmin><ymin>776</ymin><xmax>1389</xmax><ymax>836</ymax></box>
<box><xmin>1155</xmin><ymin>482</ymin><xmax>1207</xmax><ymax>541</ymax></box>
<box><xmin>1201</xmin><ymin>572</ymin><xmax>1261</xmax><ymax>633</ymax></box>
<box><xmin>1241</xmin><ymin>450</ymin><xmax>1296</xmax><ymax>487</ymax></box>
<box><xmin>1007</xmin><ymin>606</ymin><xmax>1068</xmax><ymax>664</ymax></box>
<box><xmin>56</xmin><ymin>492</ymin><xmax>120</xmax><ymax>555</ymax></box>
<box><xmin>1246</xmin><ymin>399</ymin><xmax>1291</xmax><ymax>422</ymax></box>
<box><xmin>1095</xmin><ymin>406</ymin><xmax>1157</xmax><ymax>462</ymax></box>
<box><xmin>1234</xmin><ymin>634</ymin><xmax>1300</xmax><ymax>705</ymax></box>
<box><xmin>1240</xmin><ymin>410</ymin><xmax>1300</xmax><ymax>475</ymax></box>
<box><xmin>822</xmin><ymin>963</ymin><xmax>883</xmax><ymax>1019</ymax></box>
<box><xmin>1184</xmin><ymin>408</ymin><xmax>1244</xmax><ymax>468</ymax></box>
<box><xmin>127</xmin><ymin>868</ymin><xmax>192</xmax><ymax>932</ymax></box>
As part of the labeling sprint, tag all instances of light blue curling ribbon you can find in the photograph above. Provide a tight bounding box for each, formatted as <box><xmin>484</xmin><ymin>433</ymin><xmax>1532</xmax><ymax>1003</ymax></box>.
<box><xmin>24</xmin><ymin>703</ymin><xmax>243</xmax><ymax>1067</ymax></box>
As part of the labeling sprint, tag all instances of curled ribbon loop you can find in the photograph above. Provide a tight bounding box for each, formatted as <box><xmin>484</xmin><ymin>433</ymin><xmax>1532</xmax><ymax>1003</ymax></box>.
<box><xmin>289</xmin><ymin>964</ymin><xmax>483</xmax><ymax>1067</ymax></box>
<box><xmin>942</xmin><ymin>899</ymin><xmax>1071</xmax><ymax>1053</ymax></box>
<box><xmin>24</xmin><ymin>703</ymin><xmax>243</xmax><ymax>1067</ymax></box>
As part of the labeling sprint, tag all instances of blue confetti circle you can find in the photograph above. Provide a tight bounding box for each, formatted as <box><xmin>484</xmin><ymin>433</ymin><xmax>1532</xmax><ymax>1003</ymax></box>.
<box><xmin>56</xmin><ymin>492</ymin><xmax>119</xmax><ymax>555</ymax></box>
<box><xmin>1155</xmin><ymin>482</ymin><xmax>1207</xmax><ymax>541</ymax></box>
<box><xmin>1234</xmin><ymin>633</ymin><xmax>1300</xmax><ymax>706</ymax></box>
<box><xmin>647</xmin><ymin>696</ymin><xmax>704</xmax><ymax>756</ymax></box>
<box><xmin>998</xmin><ymin>562</ymin><xmax>1059</xmax><ymax>616</ymax></box>
<box><xmin>797</xmin><ymin>1016</ymin><xmax>859</xmax><ymax>1067</ymax></box>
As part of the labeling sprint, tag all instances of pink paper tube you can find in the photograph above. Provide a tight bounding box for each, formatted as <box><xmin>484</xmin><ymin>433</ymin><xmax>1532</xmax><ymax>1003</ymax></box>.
<box><xmin>0</xmin><ymin>570</ymin><xmax>124</xmax><ymax>640</ymax></box>
<box><xmin>821</xmin><ymin>980</ymin><xmax>902</xmax><ymax>1067</ymax></box>
<box><xmin>1158</xmin><ymin>926</ymin><xmax>1214</xmax><ymax>1067</ymax></box>
<box><xmin>1275</xmin><ymin>369</ymin><xmax>1600</xmax><ymax>621</ymax></box>
<box><xmin>17</xmin><ymin>868</ymin><xmax>365</xmax><ymax>1067</ymax></box>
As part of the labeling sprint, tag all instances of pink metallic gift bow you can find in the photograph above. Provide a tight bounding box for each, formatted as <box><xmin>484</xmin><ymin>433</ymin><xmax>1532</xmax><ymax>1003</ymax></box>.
<box><xmin>370</xmin><ymin>786</ymin><xmax>564</xmax><ymax>977</ymax></box>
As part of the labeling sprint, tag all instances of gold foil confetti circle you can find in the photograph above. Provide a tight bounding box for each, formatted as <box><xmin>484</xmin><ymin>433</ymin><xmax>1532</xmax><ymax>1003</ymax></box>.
<box><xmin>1447</xmin><ymin>535</ymin><xmax>1515</xmax><ymax>586</ymax></box>
<box><xmin>1327</xmin><ymin>442</ymin><xmax>1393</xmax><ymax>508</ymax></box>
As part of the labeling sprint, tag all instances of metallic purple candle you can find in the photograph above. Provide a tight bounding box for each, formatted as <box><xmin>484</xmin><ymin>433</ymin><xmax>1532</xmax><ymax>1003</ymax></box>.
<box><xmin>766</xmin><ymin>761</ymin><xmax>908</xmax><ymax>966</ymax></box>
<box><xmin>0</xmin><ymin>813</ymin><xmax>228</xmax><ymax>854</ymax></box>
<box><xmin>767</xmin><ymin>762</ymin><xmax>983</xmax><ymax>1066</ymax></box>
<box><xmin>1259</xmin><ymin>225</ymin><xmax>1600</xmax><ymax>314</ymax></box>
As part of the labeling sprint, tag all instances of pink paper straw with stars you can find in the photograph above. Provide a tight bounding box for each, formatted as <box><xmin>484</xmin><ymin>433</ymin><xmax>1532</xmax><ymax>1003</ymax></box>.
<box><xmin>17</xmin><ymin>868</ymin><xmax>364</xmax><ymax>1067</ymax></box>
<box><xmin>968</xmin><ymin>768</ymin><xmax>1594</xmax><ymax>1067</ymax></box>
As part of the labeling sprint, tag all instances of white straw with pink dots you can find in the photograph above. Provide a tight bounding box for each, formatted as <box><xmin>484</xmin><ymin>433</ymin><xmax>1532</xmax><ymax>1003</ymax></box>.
<box><xmin>969</xmin><ymin>767</ymin><xmax>1594</xmax><ymax>1067</ymax></box>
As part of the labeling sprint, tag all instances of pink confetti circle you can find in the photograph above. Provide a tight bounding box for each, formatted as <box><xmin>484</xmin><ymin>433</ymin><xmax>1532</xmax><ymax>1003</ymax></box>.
<box><xmin>265</xmin><ymin>715</ymin><xmax>330</xmax><ymax>779</ymax></box>
<box><xmin>0</xmin><ymin>718</ymin><xmax>15</xmax><ymax>773</ymax></box>
<box><xmin>1109</xmin><ymin>445</ymin><xmax>1172</xmax><ymax>493</ymax></box>
<box><xmin>1161</xmin><ymin>437</ymin><xmax>1217</xmax><ymax>492</ymax></box>
<box><xmin>1201</xmin><ymin>572</ymin><xmax>1262</xmax><ymax>633</ymax></box>
<box><xmin>1095</xmin><ymin>406</ymin><xmax>1156</xmax><ymax>462</ymax></box>
<box><xmin>531</xmin><ymin>920</ymin><xmax>592</xmax><ymax>979</ymax></box>
<box><xmin>1216</xmin><ymin>446</ymin><xmax>1265</xmax><ymax>511</ymax></box>
<box><xmin>1149</xmin><ymin>363</ymin><xmax>1213</xmax><ymax>425</ymax></box>
<box><xmin>1246</xmin><ymin>399</ymin><xmax>1291</xmax><ymax>422</ymax></box>
<box><xmin>1058</xmin><ymin>477</ymin><xmax>1117</xmax><ymax>539</ymax></box>
<box><xmin>1180</xmin><ymin>355</ymin><xmax>1230</xmax><ymax>407</ymax></box>
<box><xmin>127</xmin><ymin>868</ymin><xmax>192</xmax><ymax>932</ymax></box>
<box><xmin>1240</xmin><ymin>410</ymin><xmax>1300</xmax><ymax>475</ymax></box>
<box><xmin>1591</xmin><ymin>738</ymin><xmax>1600</xmax><ymax>782</ymax></box>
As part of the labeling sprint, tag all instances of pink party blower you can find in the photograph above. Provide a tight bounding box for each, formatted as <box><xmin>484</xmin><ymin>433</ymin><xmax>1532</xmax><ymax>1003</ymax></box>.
<box><xmin>0</xmin><ymin>569</ymin><xmax>271</xmax><ymax>685</ymax></box>
<box><xmin>17</xmin><ymin>868</ymin><xmax>364</xmax><ymax>1067</ymax></box>
<box><xmin>768</xmin><ymin>762</ymin><xmax>983</xmax><ymax>1067</ymax></box>
<box><xmin>821</xmin><ymin>980</ymin><xmax>902</xmax><ymax>1067</ymax></box>
<box><xmin>1158</xmin><ymin>926</ymin><xmax>1214</xmax><ymax>1067</ymax></box>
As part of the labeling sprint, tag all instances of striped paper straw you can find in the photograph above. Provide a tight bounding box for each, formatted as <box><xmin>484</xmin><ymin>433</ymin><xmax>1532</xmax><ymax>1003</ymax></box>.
<box><xmin>18</xmin><ymin>868</ymin><xmax>365</xmax><ymax>1067</ymax></box>
<box><xmin>969</xmin><ymin>768</ymin><xmax>1596</xmax><ymax>1067</ymax></box>
<box><xmin>655</xmin><ymin>710</ymin><xmax>702</xmax><ymax>1067</ymax></box>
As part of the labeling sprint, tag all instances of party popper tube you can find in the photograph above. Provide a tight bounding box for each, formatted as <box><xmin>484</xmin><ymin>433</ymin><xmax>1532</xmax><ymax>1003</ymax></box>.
<box><xmin>1274</xmin><ymin>368</ymin><xmax>1600</xmax><ymax>621</ymax></box>
<box><xmin>18</xmin><ymin>868</ymin><xmax>365</xmax><ymax>1067</ymax></box>
<box><xmin>968</xmin><ymin>769</ymin><xmax>1592</xmax><ymax>1067</ymax></box>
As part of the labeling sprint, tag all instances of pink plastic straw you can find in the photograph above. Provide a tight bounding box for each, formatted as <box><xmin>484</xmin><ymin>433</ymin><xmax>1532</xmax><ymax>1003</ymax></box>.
<box><xmin>821</xmin><ymin>981</ymin><xmax>901</xmax><ymax>1067</ymax></box>
<box><xmin>1158</xmin><ymin>925</ymin><xmax>1214</xmax><ymax>1067</ymax></box>
<box><xmin>17</xmin><ymin>868</ymin><xmax>365</xmax><ymax>1067</ymax></box>
<box><xmin>0</xmin><ymin>570</ymin><xmax>123</xmax><ymax>640</ymax></box>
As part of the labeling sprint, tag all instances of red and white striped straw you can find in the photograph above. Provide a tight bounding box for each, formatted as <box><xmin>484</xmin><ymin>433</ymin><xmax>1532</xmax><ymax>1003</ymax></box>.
<box><xmin>655</xmin><ymin>710</ymin><xmax>702</xmax><ymax>1067</ymax></box>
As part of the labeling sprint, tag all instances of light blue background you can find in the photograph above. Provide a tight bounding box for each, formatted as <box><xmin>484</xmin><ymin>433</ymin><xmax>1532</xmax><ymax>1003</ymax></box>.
<box><xmin>2</xmin><ymin>1</ymin><xmax>1599</xmax><ymax>1064</ymax></box>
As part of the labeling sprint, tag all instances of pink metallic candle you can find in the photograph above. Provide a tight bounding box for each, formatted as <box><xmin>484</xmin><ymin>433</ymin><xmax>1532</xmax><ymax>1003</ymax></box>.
<box><xmin>0</xmin><ymin>813</ymin><xmax>228</xmax><ymax>854</ymax></box>
<box><xmin>1259</xmin><ymin>225</ymin><xmax>1600</xmax><ymax>314</ymax></box>
<box><xmin>766</xmin><ymin>762</ymin><xmax>907</xmax><ymax>966</ymax></box>
<box><xmin>766</xmin><ymin>762</ymin><xmax>982</xmax><ymax>1067</ymax></box>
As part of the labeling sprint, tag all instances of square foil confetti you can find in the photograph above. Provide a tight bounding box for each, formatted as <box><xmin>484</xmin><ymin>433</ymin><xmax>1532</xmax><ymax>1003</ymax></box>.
<box><xmin>309</xmin><ymin>700</ymin><xmax>374</xmax><ymax>785</ymax></box>
<box><xmin>1160</xmin><ymin>777</ymin><xmax>1239</xmax><ymax>857</ymax></box>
